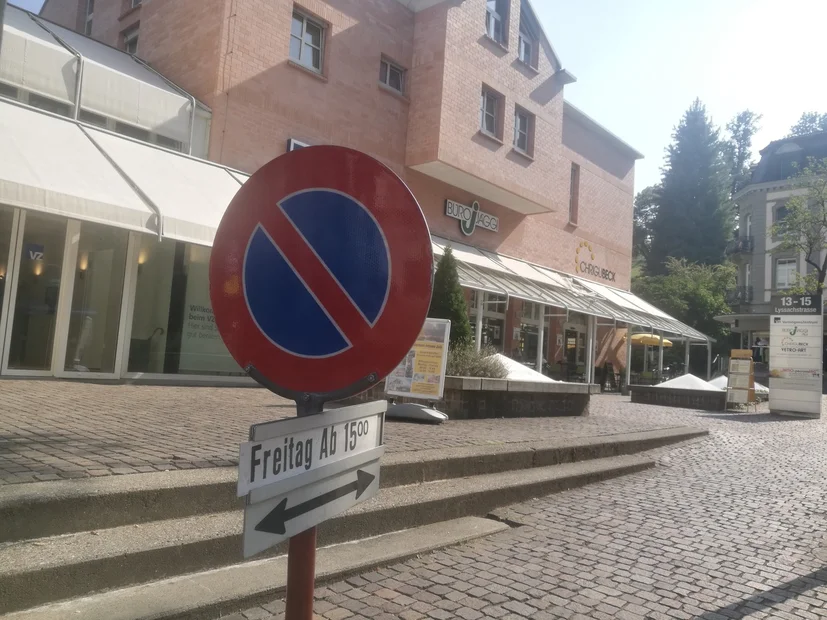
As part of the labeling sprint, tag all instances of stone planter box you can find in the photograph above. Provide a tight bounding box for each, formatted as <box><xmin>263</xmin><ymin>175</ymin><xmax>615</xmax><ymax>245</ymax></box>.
<box><xmin>340</xmin><ymin>376</ymin><xmax>598</xmax><ymax>419</ymax></box>
<box><xmin>630</xmin><ymin>385</ymin><xmax>726</xmax><ymax>412</ymax></box>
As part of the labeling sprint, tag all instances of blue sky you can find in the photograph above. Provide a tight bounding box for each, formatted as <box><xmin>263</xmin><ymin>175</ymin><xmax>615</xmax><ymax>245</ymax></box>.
<box><xmin>12</xmin><ymin>0</ymin><xmax>827</xmax><ymax>192</ymax></box>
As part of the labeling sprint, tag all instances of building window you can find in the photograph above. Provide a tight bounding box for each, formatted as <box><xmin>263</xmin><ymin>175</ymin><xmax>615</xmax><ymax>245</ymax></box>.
<box><xmin>485</xmin><ymin>0</ymin><xmax>507</xmax><ymax>44</ymax></box>
<box><xmin>84</xmin><ymin>0</ymin><xmax>94</xmax><ymax>35</ymax></box>
<box><xmin>115</xmin><ymin>121</ymin><xmax>150</xmax><ymax>142</ymax></box>
<box><xmin>379</xmin><ymin>58</ymin><xmax>405</xmax><ymax>94</ymax></box>
<box><xmin>775</xmin><ymin>205</ymin><xmax>789</xmax><ymax>224</ymax></box>
<box><xmin>128</xmin><ymin>238</ymin><xmax>243</xmax><ymax>376</ymax></box>
<box><xmin>569</xmin><ymin>163</ymin><xmax>581</xmax><ymax>224</ymax></box>
<box><xmin>287</xmin><ymin>138</ymin><xmax>309</xmax><ymax>151</ymax></box>
<box><xmin>28</xmin><ymin>93</ymin><xmax>71</xmax><ymax>117</ymax></box>
<box><xmin>0</xmin><ymin>81</ymin><xmax>19</xmax><ymax>100</ymax></box>
<box><xmin>79</xmin><ymin>109</ymin><xmax>107</xmax><ymax>128</ymax></box>
<box><xmin>744</xmin><ymin>213</ymin><xmax>752</xmax><ymax>238</ymax></box>
<box><xmin>122</xmin><ymin>25</ymin><xmax>139</xmax><ymax>54</ymax></box>
<box><xmin>745</xmin><ymin>263</ymin><xmax>751</xmax><ymax>290</ymax></box>
<box><xmin>480</xmin><ymin>88</ymin><xmax>501</xmax><ymax>139</ymax></box>
<box><xmin>156</xmin><ymin>134</ymin><xmax>184</xmax><ymax>152</ymax></box>
<box><xmin>513</xmin><ymin>107</ymin><xmax>534</xmax><ymax>155</ymax></box>
<box><xmin>290</xmin><ymin>11</ymin><xmax>324</xmax><ymax>73</ymax></box>
<box><xmin>518</xmin><ymin>13</ymin><xmax>537</xmax><ymax>68</ymax></box>
<box><xmin>776</xmin><ymin>258</ymin><xmax>797</xmax><ymax>290</ymax></box>
<box><xmin>131</xmin><ymin>0</ymin><xmax>142</xmax><ymax>7</ymax></box>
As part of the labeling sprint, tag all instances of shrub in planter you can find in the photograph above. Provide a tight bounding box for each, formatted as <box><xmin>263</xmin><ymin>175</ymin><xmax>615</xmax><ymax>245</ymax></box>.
<box><xmin>429</xmin><ymin>247</ymin><xmax>472</xmax><ymax>348</ymax></box>
<box><xmin>447</xmin><ymin>345</ymin><xmax>508</xmax><ymax>378</ymax></box>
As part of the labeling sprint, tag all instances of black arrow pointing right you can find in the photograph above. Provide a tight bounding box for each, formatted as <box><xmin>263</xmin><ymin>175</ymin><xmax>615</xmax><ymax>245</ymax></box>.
<box><xmin>255</xmin><ymin>469</ymin><xmax>375</xmax><ymax>536</ymax></box>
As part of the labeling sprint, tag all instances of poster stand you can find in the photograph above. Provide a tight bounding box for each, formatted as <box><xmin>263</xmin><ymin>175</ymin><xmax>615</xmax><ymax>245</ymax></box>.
<box><xmin>726</xmin><ymin>349</ymin><xmax>756</xmax><ymax>411</ymax></box>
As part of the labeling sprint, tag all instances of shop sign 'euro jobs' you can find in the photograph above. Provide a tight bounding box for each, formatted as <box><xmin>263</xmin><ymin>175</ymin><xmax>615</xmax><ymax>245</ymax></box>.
<box><xmin>208</xmin><ymin>145</ymin><xmax>433</xmax><ymax>613</ymax></box>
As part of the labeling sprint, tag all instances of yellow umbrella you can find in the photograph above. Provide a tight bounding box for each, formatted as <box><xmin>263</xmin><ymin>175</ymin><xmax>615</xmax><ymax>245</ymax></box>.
<box><xmin>626</xmin><ymin>333</ymin><xmax>673</xmax><ymax>347</ymax></box>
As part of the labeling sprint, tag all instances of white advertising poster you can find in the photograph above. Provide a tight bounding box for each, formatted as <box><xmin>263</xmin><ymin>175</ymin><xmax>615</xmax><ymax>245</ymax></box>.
<box><xmin>386</xmin><ymin>319</ymin><xmax>451</xmax><ymax>400</ymax></box>
<box><xmin>769</xmin><ymin>294</ymin><xmax>823</xmax><ymax>418</ymax></box>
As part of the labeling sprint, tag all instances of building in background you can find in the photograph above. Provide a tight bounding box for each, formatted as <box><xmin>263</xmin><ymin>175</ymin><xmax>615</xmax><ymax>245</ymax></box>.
<box><xmin>718</xmin><ymin>131</ymin><xmax>827</xmax><ymax>372</ymax></box>
<box><xmin>0</xmin><ymin>0</ymin><xmax>708</xmax><ymax>385</ymax></box>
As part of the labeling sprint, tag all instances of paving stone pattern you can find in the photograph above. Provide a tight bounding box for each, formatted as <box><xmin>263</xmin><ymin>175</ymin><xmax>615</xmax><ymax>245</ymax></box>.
<box><xmin>229</xmin><ymin>398</ymin><xmax>827</xmax><ymax>620</ymax></box>
<box><xmin>0</xmin><ymin>381</ymin><xmax>667</xmax><ymax>484</ymax></box>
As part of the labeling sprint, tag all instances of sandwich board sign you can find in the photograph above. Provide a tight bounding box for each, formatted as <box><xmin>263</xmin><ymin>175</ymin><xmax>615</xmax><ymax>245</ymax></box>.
<box><xmin>386</xmin><ymin>318</ymin><xmax>451</xmax><ymax>400</ymax></box>
<box><xmin>726</xmin><ymin>349</ymin><xmax>755</xmax><ymax>407</ymax></box>
<box><xmin>209</xmin><ymin>146</ymin><xmax>433</xmax><ymax>616</ymax></box>
<box><xmin>769</xmin><ymin>294</ymin><xmax>823</xmax><ymax>418</ymax></box>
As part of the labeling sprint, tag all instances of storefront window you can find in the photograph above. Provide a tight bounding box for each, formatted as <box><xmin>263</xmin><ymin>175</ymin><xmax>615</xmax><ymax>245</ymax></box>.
<box><xmin>7</xmin><ymin>213</ymin><xmax>66</xmax><ymax>370</ymax></box>
<box><xmin>468</xmin><ymin>289</ymin><xmax>506</xmax><ymax>352</ymax></box>
<box><xmin>127</xmin><ymin>236</ymin><xmax>242</xmax><ymax>375</ymax></box>
<box><xmin>64</xmin><ymin>222</ymin><xmax>128</xmax><ymax>373</ymax></box>
<box><xmin>0</xmin><ymin>207</ymin><xmax>13</xmax><ymax>334</ymax></box>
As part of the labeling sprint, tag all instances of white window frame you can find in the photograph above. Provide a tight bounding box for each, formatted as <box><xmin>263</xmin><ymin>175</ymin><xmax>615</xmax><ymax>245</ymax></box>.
<box><xmin>776</xmin><ymin>258</ymin><xmax>797</xmax><ymax>290</ymax></box>
<box><xmin>745</xmin><ymin>263</ymin><xmax>751</xmax><ymax>290</ymax></box>
<box><xmin>480</xmin><ymin>89</ymin><xmax>499</xmax><ymax>138</ymax></box>
<box><xmin>485</xmin><ymin>0</ymin><xmax>505</xmax><ymax>44</ymax></box>
<box><xmin>379</xmin><ymin>58</ymin><xmax>406</xmax><ymax>94</ymax></box>
<box><xmin>123</xmin><ymin>26</ymin><xmax>139</xmax><ymax>55</ymax></box>
<box><xmin>745</xmin><ymin>213</ymin><xmax>752</xmax><ymax>238</ymax></box>
<box><xmin>290</xmin><ymin>11</ymin><xmax>325</xmax><ymax>73</ymax></box>
<box><xmin>84</xmin><ymin>0</ymin><xmax>94</xmax><ymax>35</ymax></box>
<box><xmin>131</xmin><ymin>0</ymin><xmax>142</xmax><ymax>7</ymax></box>
<box><xmin>287</xmin><ymin>138</ymin><xmax>309</xmax><ymax>152</ymax></box>
<box><xmin>513</xmin><ymin>108</ymin><xmax>530</xmax><ymax>154</ymax></box>
<box><xmin>518</xmin><ymin>15</ymin><xmax>536</xmax><ymax>67</ymax></box>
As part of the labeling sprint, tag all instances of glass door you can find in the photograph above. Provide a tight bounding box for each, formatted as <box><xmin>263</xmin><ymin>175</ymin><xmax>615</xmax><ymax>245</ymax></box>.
<box><xmin>4</xmin><ymin>212</ymin><xmax>67</xmax><ymax>373</ymax></box>
<box><xmin>61</xmin><ymin>221</ymin><xmax>129</xmax><ymax>375</ymax></box>
<box><xmin>0</xmin><ymin>206</ymin><xmax>19</xmax><ymax>369</ymax></box>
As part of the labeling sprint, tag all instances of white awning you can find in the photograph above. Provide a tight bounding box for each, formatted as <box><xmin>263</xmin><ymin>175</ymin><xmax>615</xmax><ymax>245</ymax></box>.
<box><xmin>41</xmin><ymin>20</ymin><xmax>192</xmax><ymax>142</ymax></box>
<box><xmin>0</xmin><ymin>101</ymin><xmax>157</xmax><ymax>233</ymax></box>
<box><xmin>84</xmin><ymin>127</ymin><xmax>245</xmax><ymax>245</ymax></box>
<box><xmin>0</xmin><ymin>6</ymin><xmax>76</xmax><ymax>104</ymax></box>
<box><xmin>435</xmin><ymin>236</ymin><xmax>710</xmax><ymax>341</ymax></box>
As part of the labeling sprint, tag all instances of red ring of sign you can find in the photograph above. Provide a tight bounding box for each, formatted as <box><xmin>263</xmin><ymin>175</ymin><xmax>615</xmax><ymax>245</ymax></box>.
<box><xmin>209</xmin><ymin>146</ymin><xmax>433</xmax><ymax>395</ymax></box>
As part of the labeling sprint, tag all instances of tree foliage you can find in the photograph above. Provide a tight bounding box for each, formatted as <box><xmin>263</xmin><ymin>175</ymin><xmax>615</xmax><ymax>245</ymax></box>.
<box><xmin>724</xmin><ymin>110</ymin><xmax>762</xmax><ymax>198</ymax></box>
<box><xmin>428</xmin><ymin>247</ymin><xmax>472</xmax><ymax>348</ymax></box>
<box><xmin>633</xmin><ymin>258</ymin><xmax>737</xmax><ymax>361</ymax></box>
<box><xmin>648</xmin><ymin>99</ymin><xmax>733</xmax><ymax>274</ymax></box>
<box><xmin>789</xmin><ymin>112</ymin><xmax>827</xmax><ymax>137</ymax></box>
<box><xmin>633</xmin><ymin>185</ymin><xmax>659</xmax><ymax>261</ymax></box>
<box><xmin>769</xmin><ymin>158</ymin><xmax>827</xmax><ymax>293</ymax></box>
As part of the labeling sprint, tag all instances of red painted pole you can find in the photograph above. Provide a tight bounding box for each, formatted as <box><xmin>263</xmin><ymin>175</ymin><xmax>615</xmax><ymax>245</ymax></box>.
<box><xmin>284</xmin><ymin>526</ymin><xmax>317</xmax><ymax>619</ymax></box>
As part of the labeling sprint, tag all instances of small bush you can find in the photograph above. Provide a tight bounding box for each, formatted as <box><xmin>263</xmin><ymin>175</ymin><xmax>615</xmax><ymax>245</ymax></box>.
<box><xmin>447</xmin><ymin>345</ymin><xmax>508</xmax><ymax>378</ymax></box>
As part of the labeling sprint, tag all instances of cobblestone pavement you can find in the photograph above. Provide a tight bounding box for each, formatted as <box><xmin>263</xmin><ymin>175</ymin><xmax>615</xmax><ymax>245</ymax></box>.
<box><xmin>227</xmin><ymin>399</ymin><xmax>827</xmax><ymax>620</ymax></box>
<box><xmin>1</xmin><ymin>381</ymin><xmax>679</xmax><ymax>484</ymax></box>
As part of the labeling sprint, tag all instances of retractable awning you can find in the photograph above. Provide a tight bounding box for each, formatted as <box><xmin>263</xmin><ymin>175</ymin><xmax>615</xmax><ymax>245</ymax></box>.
<box><xmin>0</xmin><ymin>101</ymin><xmax>157</xmax><ymax>233</ymax></box>
<box><xmin>84</xmin><ymin>127</ymin><xmax>246</xmax><ymax>245</ymax></box>
<box><xmin>433</xmin><ymin>235</ymin><xmax>709</xmax><ymax>341</ymax></box>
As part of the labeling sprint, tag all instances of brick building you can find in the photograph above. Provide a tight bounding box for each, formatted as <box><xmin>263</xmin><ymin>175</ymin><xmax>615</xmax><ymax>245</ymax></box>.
<box><xmin>0</xmin><ymin>0</ymin><xmax>706</xmax><ymax>384</ymax></box>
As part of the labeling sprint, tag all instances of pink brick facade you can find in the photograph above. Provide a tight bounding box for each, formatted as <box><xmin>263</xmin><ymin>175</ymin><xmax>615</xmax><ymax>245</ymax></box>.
<box><xmin>39</xmin><ymin>0</ymin><xmax>640</xmax><ymax>373</ymax></box>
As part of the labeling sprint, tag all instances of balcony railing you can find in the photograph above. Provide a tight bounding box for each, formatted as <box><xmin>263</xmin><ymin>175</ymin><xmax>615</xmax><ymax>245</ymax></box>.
<box><xmin>725</xmin><ymin>236</ymin><xmax>754</xmax><ymax>255</ymax></box>
<box><xmin>726</xmin><ymin>286</ymin><xmax>754</xmax><ymax>305</ymax></box>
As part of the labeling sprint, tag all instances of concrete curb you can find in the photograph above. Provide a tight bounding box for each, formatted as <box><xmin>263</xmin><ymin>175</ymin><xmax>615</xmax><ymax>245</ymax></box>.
<box><xmin>0</xmin><ymin>517</ymin><xmax>510</xmax><ymax>620</ymax></box>
<box><xmin>0</xmin><ymin>426</ymin><xmax>707</xmax><ymax>543</ymax></box>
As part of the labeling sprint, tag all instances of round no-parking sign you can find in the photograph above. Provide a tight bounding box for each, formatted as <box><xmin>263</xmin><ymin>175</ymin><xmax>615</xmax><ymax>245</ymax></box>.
<box><xmin>209</xmin><ymin>146</ymin><xmax>433</xmax><ymax>397</ymax></box>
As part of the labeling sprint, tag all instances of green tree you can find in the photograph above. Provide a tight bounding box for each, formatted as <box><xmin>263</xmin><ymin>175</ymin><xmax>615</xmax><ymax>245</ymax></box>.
<box><xmin>633</xmin><ymin>258</ymin><xmax>736</xmax><ymax>369</ymax></box>
<box><xmin>789</xmin><ymin>112</ymin><xmax>827</xmax><ymax>137</ymax></box>
<box><xmin>724</xmin><ymin>110</ymin><xmax>762</xmax><ymax>198</ymax></box>
<box><xmin>648</xmin><ymin>99</ymin><xmax>732</xmax><ymax>274</ymax></box>
<box><xmin>428</xmin><ymin>247</ymin><xmax>472</xmax><ymax>348</ymax></box>
<box><xmin>769</xmin><ymin>158</ymin><xmax>827</xmax><ymax>293</ymax></box>
<box><xmin>633</xmin><ymin>185</ymin><xmax>659</xmax><ymax>261</ymax></box>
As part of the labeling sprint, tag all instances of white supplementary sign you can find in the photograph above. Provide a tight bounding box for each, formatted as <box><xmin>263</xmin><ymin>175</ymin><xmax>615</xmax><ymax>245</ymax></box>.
<box><xmin>769</xmin><ymin>294</ymin><xmax>823</xmax><ymax>418</ymax></box>
<box><xmin>243</xmin><ymin>451</ymin><xmax>381</xmax><ymax>557</ymax></box>
<box><xmin>238</xmin><ymin>401</ymin><xmax>386</xmax><ymax>497</ymax></box>
<box><xmin>445</xmin><ymin>199</ymin><xmax>499</xmax><ymax>236</ymax></box>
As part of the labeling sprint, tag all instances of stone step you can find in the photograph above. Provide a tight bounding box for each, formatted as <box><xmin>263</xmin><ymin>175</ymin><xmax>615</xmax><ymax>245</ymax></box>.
<box><xmin>0</xmin><ymin>455</ymin><xmax>655</xmax><ymax>614</ymax></box>
<box><xmin>0</xmin><ymin>426</ymin><xmax>706</xmax><ymax>543</ymax></box>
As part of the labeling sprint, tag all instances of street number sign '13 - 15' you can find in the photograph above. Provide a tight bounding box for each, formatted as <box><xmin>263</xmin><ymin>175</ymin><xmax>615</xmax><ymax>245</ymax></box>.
<box><xmin>208</xmin><ymin>145</ymin><xmax>434</xmax><ymax>398</ymax></box>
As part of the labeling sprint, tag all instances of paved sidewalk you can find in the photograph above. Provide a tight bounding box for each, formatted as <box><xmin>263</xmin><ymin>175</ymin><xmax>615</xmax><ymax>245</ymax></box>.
<box><xmin>231</xmin><ymin>399</ymin><xmax>827</xmax><ymax>620</ymax></box>
<box><xmin>1</xmin><ymin>381</ymin><xmax>681</xmax><ymax>485</ymax></box>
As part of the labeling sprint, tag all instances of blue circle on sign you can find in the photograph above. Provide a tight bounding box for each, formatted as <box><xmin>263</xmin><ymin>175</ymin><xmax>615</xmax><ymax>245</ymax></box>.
<box><xmin>243</xmin><ymin>189</ymin><xmax>391</xmax><ymax>358</ymax></box>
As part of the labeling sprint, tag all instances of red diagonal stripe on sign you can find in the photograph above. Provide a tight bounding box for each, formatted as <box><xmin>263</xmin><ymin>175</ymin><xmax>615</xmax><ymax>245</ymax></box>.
<box><xmin>259</xmin><ymin>205</ymin><xmax>373</xmax><ymax>348</ymax></box>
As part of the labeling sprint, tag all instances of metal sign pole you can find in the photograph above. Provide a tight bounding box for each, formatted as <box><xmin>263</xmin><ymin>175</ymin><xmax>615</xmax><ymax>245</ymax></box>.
<box><xmin>284</xmin><ymin>398</ymin><xmax>323</xmax><ymax>620</ymax></box>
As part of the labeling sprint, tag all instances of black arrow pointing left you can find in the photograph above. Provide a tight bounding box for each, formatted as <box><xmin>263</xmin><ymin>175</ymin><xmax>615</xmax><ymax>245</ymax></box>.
<box><xmin>255</xmin><ymin>469</ymin><xmax>375</xmax><ymax>536</ymax></box>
